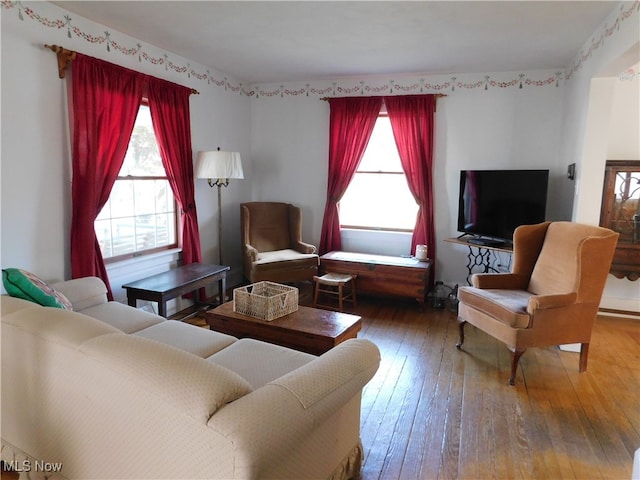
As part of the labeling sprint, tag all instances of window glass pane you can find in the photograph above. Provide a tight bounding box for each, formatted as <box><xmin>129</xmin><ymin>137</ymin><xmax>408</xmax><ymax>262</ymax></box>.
<box><xmin>340</xmin><ymin>115</ymin><xmax>419</xmax><ymax>231</ymax></box>
<box><xmin>135</xmin><ymin>214</ymin><xmax>156</xmax><ymax>250</ymax></box>
<box><xmin>340</xmin><ymin>173</ymin><xmax>418</xmax><ymax>230</ymax></box>
<box><xmin>120</xmin><ymin>106</ymin><xmax>165</xmax><ymax>176</ymax></box>
<box><xmin>155</xmin><ymin>180</ymin><xmax>171</xmax><ymax>213</ymax></box>
<box><xmin>158</xmin><ymin>212</ymin><xmax>177</xmax><ymax>245</ymax></box>
<box><xmin>95</xmin><ymin>219</ymin><xmax>112</xmax><ymax>258</ymax></box>
<box><xmin>358</xmin><ymin>117</ymin><xmax>403</xmax><ymax>173</ymax></box>
<box><xmin>133</xmin><ymin>180</ymin><xmax>157</xmax><ymax>216</ymax></box>
<box><xmin>110</xmin><ymin>180</ymin><xmax>134</xmax><ymax>218</ymax></box>
<box><xmin>110</xmin><ymin>217</ymin><xmax>136</xmax><ymax>257</ymax></box>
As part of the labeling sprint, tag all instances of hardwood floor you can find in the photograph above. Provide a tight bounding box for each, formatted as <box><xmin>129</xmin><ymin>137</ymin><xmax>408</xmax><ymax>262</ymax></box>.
<box><xmin>349</xmin><ymin>297</ymin><xmax>639</xmax><ymax>480</ymax></box>
<box><xmin>3</xmin><ymin>289</ymin><xmax>638</xmax><ymax>480</ymax></box>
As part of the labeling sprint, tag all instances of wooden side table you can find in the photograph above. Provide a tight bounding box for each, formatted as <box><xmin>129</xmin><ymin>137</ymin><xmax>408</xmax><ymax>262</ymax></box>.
<box><xmin>122</xmin><ymin>263</ymin><xmax>229</xmax><ymax>318</ymax></box>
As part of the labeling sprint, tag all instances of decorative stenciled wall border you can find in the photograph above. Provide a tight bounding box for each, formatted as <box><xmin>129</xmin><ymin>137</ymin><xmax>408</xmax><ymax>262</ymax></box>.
<box><xmin>566</xmin><ymin>1</ymin><xmax>640</xmax><ymax>81</ymax></box>
<box><xmin>2</xmin><ymin>0</ymin><xmax>638</xmax><ymax>99</ymax></box>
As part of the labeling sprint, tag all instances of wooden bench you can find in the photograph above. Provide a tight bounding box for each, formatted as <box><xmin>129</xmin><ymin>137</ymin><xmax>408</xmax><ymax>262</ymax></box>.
<box><xmin>320</xmin><ymin>251</ymin><xmax>431</xmax><ymax>305</ymax></box>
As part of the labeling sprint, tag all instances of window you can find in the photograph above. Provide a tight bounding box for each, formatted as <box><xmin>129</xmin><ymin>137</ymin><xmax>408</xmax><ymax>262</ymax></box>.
<box><xmin>95</xmin><ymin>104</ymin><xmax>177</xmax><ymax>260</ymax></box>
<box><xmin>339</xmin><ymin>115</ymin><xmax>418</xmax><ymax>230</ymax></box>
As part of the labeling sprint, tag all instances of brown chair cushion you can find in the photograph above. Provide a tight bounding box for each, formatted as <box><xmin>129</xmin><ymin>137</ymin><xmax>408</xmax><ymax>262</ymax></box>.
<box><xmin>458</xmin><ymin>286</ymin><xmax>533</xmax><ymax>328</ymax></box>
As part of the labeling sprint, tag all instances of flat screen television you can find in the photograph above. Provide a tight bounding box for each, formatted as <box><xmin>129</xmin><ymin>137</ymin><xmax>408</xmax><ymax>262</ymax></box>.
<box><xmin>457</xmin><ymin>169</ymin><xmax>549</xmax><ymax>246</ymax></box>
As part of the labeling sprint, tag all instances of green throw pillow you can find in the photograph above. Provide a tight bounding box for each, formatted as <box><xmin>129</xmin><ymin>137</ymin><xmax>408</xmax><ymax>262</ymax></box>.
<box><xmin>2</xmin><ymin>268</ymin><xmax>73</xmax><ymax>310</ymax></box>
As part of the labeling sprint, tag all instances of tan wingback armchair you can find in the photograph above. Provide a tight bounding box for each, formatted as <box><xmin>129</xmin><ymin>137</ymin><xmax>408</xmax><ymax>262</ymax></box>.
<box><xmin>456</xmin><ymin>221</ymin><xmax>618</xmax><ymax>385</ymax></box>
<box><xmin>241</xmin><ymin>202</ymin><xmax>319</xmax><ymax>283</ymax></box>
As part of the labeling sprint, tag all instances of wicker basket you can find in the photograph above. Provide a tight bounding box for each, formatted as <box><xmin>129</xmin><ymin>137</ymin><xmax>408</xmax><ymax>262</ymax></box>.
<box><xmin>233</xmin><ymin>282</ymin><xmax>299</xmax><ymax>321</ymax></box>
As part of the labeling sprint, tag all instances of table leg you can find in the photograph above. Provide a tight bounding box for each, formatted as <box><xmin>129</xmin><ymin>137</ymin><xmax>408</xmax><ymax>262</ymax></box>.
<box><xmin>157</xmin><ymin>300</ymin><xmax>167</xmax><ymax>318</ymax></box>
<box><xmin>127</xmin><ymin>295</ymin><xmax>137</xmax><ymax>308</ymax></box>
<box><xmin>219</xmin><ymin>276</ymin><xmax>227</xmax><ymax>304</ymax></box>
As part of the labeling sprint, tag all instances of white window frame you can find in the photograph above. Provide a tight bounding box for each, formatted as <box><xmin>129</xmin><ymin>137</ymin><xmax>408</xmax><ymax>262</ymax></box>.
<box><xmin>95</xmin><ymin>103</ymin><xmax>179</xmax><ymax>262</ymax></box>
<box><xmin>339</xmin><ymin>113</ymin><xmax>419</xmax><ymax>232</ymax></box>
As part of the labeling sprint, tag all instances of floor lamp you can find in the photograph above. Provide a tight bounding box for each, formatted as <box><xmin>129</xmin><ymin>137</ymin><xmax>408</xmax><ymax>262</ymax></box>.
<box><xmin>195</xmin><ymin>149</ymin><xmax>244</xmax><ymax>267</ymax></box>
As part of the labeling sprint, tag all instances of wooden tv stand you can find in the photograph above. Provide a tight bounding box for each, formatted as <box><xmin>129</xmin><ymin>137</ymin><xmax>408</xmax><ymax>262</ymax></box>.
<box><xmin>320</xmin><ymin>251</ymin><xmax>431</xmax><ymax>304</ymax></box>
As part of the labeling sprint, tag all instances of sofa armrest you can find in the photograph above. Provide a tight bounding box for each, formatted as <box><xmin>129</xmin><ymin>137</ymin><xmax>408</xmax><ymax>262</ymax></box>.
<box><xmin>207</xmin><ymin>339</ymin><xmax>380</xmax><ymax>476</ymax></box>
<box><xmin>244</xmin><ymin>243</ymin><xmax>259</xmax><ymax>262</ymax></box>
<box><xmin>293</xmin><ymin>240</ymin><xmax>317</xmax><ymax>255</ymax></box>
<box><xmin>527</xmin><ymin>292</ymin><xmax>577</xmax><ymax>312</ymax></box>
<box><xmin>50</xmin><ymin>277</ymin><xmax>108</xmax><ymax>311</ymax></box>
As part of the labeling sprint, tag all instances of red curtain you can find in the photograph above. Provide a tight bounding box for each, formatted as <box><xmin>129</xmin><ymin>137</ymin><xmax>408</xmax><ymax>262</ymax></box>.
<box><xmin>384</xmin><ymin>95</ymin><xmax>436</xmax><ymax>282</ymax></box>
<box><xmin>319</xmin><ymin>97</ymin><xmax>382</xmax><ymax>254</ymax></box>
<box><xmin>70</xmin><ymin>54</ymin><xmax>145</xmax><ymax>299</ymax></box>
<box><xmin>147</xmin><ymin>77</ymin><xmax>202</xmax><ymax>266</ymax></box>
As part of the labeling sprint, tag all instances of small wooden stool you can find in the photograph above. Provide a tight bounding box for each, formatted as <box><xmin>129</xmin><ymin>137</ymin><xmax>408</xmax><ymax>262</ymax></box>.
<box><xmin>313</xmin><ymin>273</ymin><xmax>357</xmax><ymax>312</ymax></box>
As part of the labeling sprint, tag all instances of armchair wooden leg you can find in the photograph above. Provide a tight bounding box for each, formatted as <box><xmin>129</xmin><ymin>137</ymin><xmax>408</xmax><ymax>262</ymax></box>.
<box><xmin>313</xmin><ymin>280</ymin><xmax>320</xmax><ymax>307</ymax></box>
<box><xmin>509</xmin><ymin>349</ymin><xmax>526</xmax><ymax>386</ymax></box>
<box><xmin>579</xmin><ymin>343</ymin><xmax>590</xmax><ymax>372</ymax></box>
<box><xmin>456</xmin><ymin>321</ymin><xmax>466</xmax><ymax>349</ymax></box>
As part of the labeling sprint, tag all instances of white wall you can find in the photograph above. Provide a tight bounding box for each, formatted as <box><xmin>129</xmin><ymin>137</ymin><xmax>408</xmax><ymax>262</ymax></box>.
<box><xmin>1</xmin><ymin>2</ymin><xmax>251</xmax><ymax>312</ymax></box>
<box><xmin>249</xmin><ymin>95</ymin><xmax>328</xmax><ymax>244</ymax></box>
<box><xmin>250</xmin><ymin>72</ymin><xmax>567</xmax><ymax>287</ymax></box>
<box><xmin>559</xmin><ymin>1</ymin><xmax>639</xmax><ymax>313</ymax></box>
<box><xmin>600</xmin><ymin>72</ymin><xmax>640</xmax><ymax>312</ymax></box>
<box><xmin>435</xmin><ymin>84</ymin><xmax>566</xmax><ymax>286</ymax></box>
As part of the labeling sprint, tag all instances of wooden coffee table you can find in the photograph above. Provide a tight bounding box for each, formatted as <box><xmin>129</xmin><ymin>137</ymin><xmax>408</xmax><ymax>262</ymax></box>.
<box><xmin>205</xmin><ymin>302</ymin><xmax>362</xmax><ymax>356</ymax></box>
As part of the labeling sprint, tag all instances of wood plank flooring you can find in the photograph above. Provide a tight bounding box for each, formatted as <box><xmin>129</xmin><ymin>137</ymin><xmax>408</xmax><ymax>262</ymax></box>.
<box><xmin>348</xmin><ymin>296</ymin><xmax>639</xmax><ymax>480</ymax></box>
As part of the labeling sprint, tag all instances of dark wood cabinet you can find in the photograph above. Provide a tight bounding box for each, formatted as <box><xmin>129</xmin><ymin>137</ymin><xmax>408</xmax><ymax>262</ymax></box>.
<box><xmin>599</xmin><ymin>160</ymin><xmax>640</xmax><ymax>281</ymax></box>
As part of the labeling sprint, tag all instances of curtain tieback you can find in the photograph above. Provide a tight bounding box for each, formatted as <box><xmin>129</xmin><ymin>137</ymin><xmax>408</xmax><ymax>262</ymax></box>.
<box><xmin>182</xmin><ymin>203</ymin><xmax>195</xmax><ymax>214</ymax></box>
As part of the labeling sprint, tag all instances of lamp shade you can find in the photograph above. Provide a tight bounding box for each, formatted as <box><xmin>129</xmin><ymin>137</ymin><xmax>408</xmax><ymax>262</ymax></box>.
<box><xmin>195</xmin><ymin>150</ymin><xmax>244</xmax><ymax>179</ymax></box>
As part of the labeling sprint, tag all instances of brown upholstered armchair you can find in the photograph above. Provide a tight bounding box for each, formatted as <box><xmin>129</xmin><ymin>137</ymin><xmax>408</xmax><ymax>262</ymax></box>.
<box><xmin>457</xmin><ymin>221</ymin><xmax>618</xmax><ymax>385</ymax></box>
<box><xmin>241</xmin><ymin>202</ymin><xmax>319</xmax><ymax>283</ymax></box>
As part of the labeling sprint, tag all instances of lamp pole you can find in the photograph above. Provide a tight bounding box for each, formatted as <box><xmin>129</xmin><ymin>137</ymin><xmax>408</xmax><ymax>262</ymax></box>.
<box><xmin>205</xmin><ymin>176</ymin><xmax>230</xmax><ymax>266</ymax></box>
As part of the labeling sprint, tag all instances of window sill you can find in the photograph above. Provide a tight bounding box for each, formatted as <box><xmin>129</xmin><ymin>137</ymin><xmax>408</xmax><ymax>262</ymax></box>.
<box><xmin>106</xmin><ymin>248</ymin><xmax>182</xmax><ymax>269</ymax></box>
<box><xmin>340</xmin><ymin>229</ymin><xmax>412</xmax><ymax>257</ymax></box>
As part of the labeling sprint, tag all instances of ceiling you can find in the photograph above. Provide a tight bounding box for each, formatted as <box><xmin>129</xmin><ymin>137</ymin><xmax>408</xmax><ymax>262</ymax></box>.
<box><xmin>52</xmin><ymin>1</ymin><xmax>618</xmax><ymax>84</ymax></box>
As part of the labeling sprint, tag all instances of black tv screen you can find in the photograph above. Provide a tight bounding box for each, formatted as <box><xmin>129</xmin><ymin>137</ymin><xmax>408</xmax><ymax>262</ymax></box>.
<box><xmin>457</xmin><ymin>169</ymin><xmax>549</xmax><ymax>243</ymax></box>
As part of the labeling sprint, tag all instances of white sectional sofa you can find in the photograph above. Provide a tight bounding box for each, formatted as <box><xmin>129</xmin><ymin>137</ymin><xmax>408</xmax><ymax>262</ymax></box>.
<box><xmin>1</xmin><ymin>276</ymin><xmax>380</xmax><ymax>480</ymax></box>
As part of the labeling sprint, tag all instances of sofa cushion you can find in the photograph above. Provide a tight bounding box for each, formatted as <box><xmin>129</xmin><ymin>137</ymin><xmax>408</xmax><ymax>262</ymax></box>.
<box><xmin>81</xmin><ymin>301</ymin><xmax>164</xmax><ymax>333</ymax></box>
<box><xmin>135</xmin><ymin>320</ymin><xmax>237</xmax><ymax>358</ymax></box>
<box><xmin>51</xmin><ymin>276</ymin><xmax>108</xmax><ymax>311</ymax></box>
<box><xmin>1</xmin><ymin>295</ymin><xmax>38</xmax><ymax>316</ymax></box>
<box><xmin>2</xmin><ymin>268</ymin><xmax>73</xmax><ymax>310</ymax></box>
<box><xmin>207</xmin><ymin>338</ymin><xmax>315</xmax><ymax>389</ymax></box>
<box><xmin>2</xmin><ymin>300</ymin><xmax>121</xmax><ymax>347</ymax></box>
<box><xmin>81</xmin><ymin>333</ymin><xmax>253</xmax><ymax>422</ymax></box>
